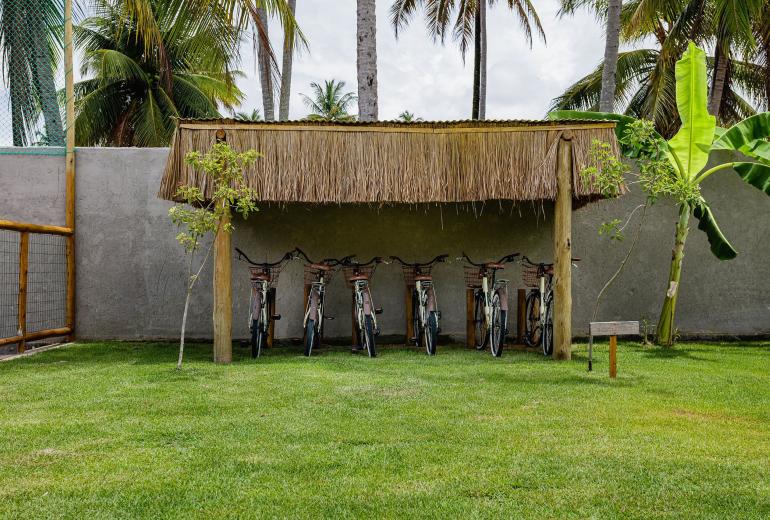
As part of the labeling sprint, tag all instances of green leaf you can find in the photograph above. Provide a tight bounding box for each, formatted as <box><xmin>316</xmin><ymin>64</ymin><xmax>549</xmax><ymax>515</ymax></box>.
<box><xmin>667</xmin><ymin>43</ymin><xmax>717</xmax><ymax>179</ymax></box>
<box><xmin>710</xmin><ymin>113</ymin><xmax>770</xmax><ymax>163</ymax></box>
<box><xmin>733</xmin><ymin>162</ymin><xmax>770</xmax><ymax>195</ymax></box>
<box><xmin>692</xmin><ymin>203</ymin><xmax>737</xmax><ymax>260</ymax></box>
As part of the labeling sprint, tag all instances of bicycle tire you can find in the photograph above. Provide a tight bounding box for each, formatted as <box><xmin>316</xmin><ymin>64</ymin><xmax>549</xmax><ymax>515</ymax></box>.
<box><xmin>304</xmin><ymin>319</ymin><xmax>316</xmax><ymax>357</ymax></box>
<box><xmin>490</xmin><ymin>294</ymin><xmax>503</xmax><ymax>357</ymax></box>
<box><xmin>425</xmin><ymin>311</ymin><xmax>438</xmax><ymax>355</ymax></box>
<box><xmin>473</xmin><ymin>293</ymin><xmax>486</xmax><ymax>350</ymax></box>
<box><xmin>542</xmin><ymin>293</ymin><xmax>554</xmax><ymax>356</ymax></box>
<box><xmin>524</xmin><ymin>290</ymin><xmax>542</xmax><ymax>348</ymax></box>
<box><xmin>412</xmin><ymin>290</ymin><xmax>422</xmax><ymax>348</ymax></box>
<box><xmin>253</xmin><ymin>327</ymin><xmax>266</xmax><ymax>359</ymax></box>
<box><xmin>364</xmin><ymin>315</ymin><xmax>377</xmax><ymax>358</ymax></box>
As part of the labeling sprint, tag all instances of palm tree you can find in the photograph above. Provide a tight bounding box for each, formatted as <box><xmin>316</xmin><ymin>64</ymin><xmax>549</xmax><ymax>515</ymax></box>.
<box><xmin>357</xmin><ymin>0</ymin><xmax>378</xmax><ymax>121</ymax></box>
<box><xmin>0</xmin><ymin>0</ymin><xmax>64</xmax><ymax>146</ymax></box>
<box><xmin>232</xmin><ymin>108</ymin><xmax>263</xmax><ymax>121</ymax></box>
<box><xmin>256</xmin><ymin>5</ymin><xmax>275</xmax><ymax>120</ymax></box>
<box><xmin>552</xmin><ymin>1</ymin><xmax>765</xmax><ymax>136</ymax></box>
<box><xmin>74</xmin><ymin>0</ymin><xmax>242</xmax><ymax>146</ymax></box>
<box><xmin>278</xmin><ymin>0</ymin><xmax>297</xmax><ymax>121</ymax></box>
<box><xmin>300</xmin><ymin>80</ymin><xmax>357</xmax><ymax>121</ymax></box>
<box><xmin>398</xmin><ymin>110</ymin><xmax>422</xmax><ymax>122</ymax></box>
<box><xmin>390</xmin><ymin>0</ymin><xmax>544</xmax><ymax>120</ymax></box>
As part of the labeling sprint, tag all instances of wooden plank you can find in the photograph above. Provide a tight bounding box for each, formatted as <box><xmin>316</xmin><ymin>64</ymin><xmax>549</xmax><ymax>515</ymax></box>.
<box><xmin>466</xmin><ymin>288</ymin><xmax>475</xmax><ymax>348</ymax></box>
<box><xmin>609</xmin><ymin>335</ymin><xmax>617</xmax><ymax>378</ymax></box>
<box><xmin>0</xmin><ymin>220</ymin><xmax>72</xmax><ymax>236</ymax></box>
<box><xmin>17</xmin><ymin>233</ymin><xmax>29</xmax><ymax>353</ymax></box>
<box><xmin>516</xmin><ymin>288</ymin><xmax>526</xmax><ymax>344</ymax></box>
<box><xmin>0</xmin><ymin>327</ymin><xmax>72</xmax><ymax>347</ymax></box>
<box><xmin>405</xmin><ymin>285</ymin><xmax>414</xmax><ymax>345</ymax></box>
<box><xmin>212</xmin><ymin>204</ymin><xmax>232</xmax><ymax>364</ymax></box>
<box><xmin>553</xmin><ymin>133</ymin><xmax>573</xmax><ymax>360</ymax></box>
<box><xmin>590</xmin><ymin>321</ymin><xmax>640</xmax><ymax>336</ymax></box>
<box><xmin>65</xmin><ymin>0</ymin><xmax>76</xmax><ymax>342</ymax></box>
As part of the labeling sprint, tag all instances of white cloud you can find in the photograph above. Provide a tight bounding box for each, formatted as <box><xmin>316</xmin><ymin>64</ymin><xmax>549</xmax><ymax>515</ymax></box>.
<box><xmin>237</xmin><ymin>0</ymin><xmax>609</xmax><ymax>121</ymax></box>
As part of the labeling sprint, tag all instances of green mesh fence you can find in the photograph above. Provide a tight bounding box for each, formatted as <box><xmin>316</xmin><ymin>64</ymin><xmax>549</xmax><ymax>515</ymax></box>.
<box><xmin>0</xmin><ymin>0</ymin><xmax>69</xmax><ymax>153</ymax></box>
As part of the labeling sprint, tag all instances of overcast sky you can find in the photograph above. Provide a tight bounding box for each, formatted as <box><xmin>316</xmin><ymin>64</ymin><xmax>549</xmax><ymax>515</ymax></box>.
<box><xmin>239</xmin><ymin>0</ymin><xmax>610</xmax><ymax>121</ymax></box>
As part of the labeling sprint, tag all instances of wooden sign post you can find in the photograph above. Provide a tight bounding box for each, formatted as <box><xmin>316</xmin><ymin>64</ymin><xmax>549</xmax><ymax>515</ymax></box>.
<box><xmin>589</xmin><ymin>321</ymin><xmax>640</xmax><ymax>377</ymax></box>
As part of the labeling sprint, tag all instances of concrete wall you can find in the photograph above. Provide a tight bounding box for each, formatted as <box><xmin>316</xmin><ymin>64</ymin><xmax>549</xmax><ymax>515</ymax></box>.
<box><xmin>2</xmin><ymin>147</ymin><xmax>769</xmax><ymax>342</ymax></box>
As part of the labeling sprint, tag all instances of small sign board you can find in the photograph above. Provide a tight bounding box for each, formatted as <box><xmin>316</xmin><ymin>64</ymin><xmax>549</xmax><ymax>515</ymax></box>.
<box><xmin>588</xmin><ymin>321</ymin><xmax>640</xmax><ymax>376</ymax></box>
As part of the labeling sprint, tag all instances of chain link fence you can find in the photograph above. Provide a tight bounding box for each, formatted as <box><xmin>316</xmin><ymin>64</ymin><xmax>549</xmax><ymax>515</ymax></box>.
<box><xmin>0</xmin><ymin>0</ymin><xmax>69</xmax><ymax>151</ymax></box>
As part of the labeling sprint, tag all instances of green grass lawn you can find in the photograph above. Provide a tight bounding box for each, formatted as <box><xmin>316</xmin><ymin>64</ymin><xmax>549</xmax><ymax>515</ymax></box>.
<box><xmin>1</xmin><ymin>341</ymin><xmax>768</xmax><ymax>519</ymax></box>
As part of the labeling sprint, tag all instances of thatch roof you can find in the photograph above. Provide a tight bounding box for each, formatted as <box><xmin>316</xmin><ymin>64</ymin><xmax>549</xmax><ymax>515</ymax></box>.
<box><xmin>158</xmin><ymin>119</ymin><xmax>619</xmax><ymax>204</ymax></box>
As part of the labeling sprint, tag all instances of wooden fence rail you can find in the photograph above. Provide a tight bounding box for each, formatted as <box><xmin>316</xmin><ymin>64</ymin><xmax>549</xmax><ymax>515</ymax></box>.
<box><xmin>0</xmin><ymin>221</ymin><xmax>73</xmax><ymax>353</ymax></box>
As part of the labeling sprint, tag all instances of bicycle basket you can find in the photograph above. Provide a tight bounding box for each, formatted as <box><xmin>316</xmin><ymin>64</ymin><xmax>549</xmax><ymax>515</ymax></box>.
<box><xmin>249</xmin><ymin>264</ymin><xmax>285</xmax><ymax>289</ymax></box>
<box><xmin>463</xmin><ymin>266</ymin><xmax>483</xmax><ymax>288</ymax></box>
<box><xmin>343</xmin><ymin>265</ymin><xmax>377</xmax><ymax>288</ymax></box>
<box><xmin>400</xmin><ymin>265</ymin><xmax>433</xmax><ymax>286</ymax></box>
<box><xmin>303</xmin><ymin>263</ymin><xmax>337</xmax><ymax>285</ymax></box>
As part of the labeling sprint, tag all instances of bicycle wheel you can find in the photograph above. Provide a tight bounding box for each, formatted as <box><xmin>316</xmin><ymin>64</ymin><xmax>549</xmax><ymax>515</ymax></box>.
<box><xmin>364</xmin><ymin>315</ymin><xmax>377</xmax><ymax>358</ymax></box>
<box><xmin>424</xmin><ymin>311</ymin><xmax>438</xmax><ymax>355</ymax></box>
<box><xmin>490</xmin><ymin>294</ymin><xmax>503</xmax><ymax>357</ymax></box>
<box><xmin>542</xmin><ymin>293</ymin><xmax>554</xmax><ymax>356</ymax></box>
<box><xmin>473</xmin><ymin>293</ymin><xmax>486</xmax><ymax>350</ymax></box>
<box><xmin>251</xmin><ymin>320</ymin><xmax>266</xmax><ymax>359</ymax></box>
<box><xmin>412</xmin><ymin>290</ymin><xmax>422</xmax><ymax>348</ymax></box>
<box><xmin>524</xmin><ymin>291</ymin><xmax>542</xmax><ymax>348</ymax></box>
<box><xmin>304</xmin><ymin>319</ymin><xmax>316</xmax><ymax>357</ymax></box>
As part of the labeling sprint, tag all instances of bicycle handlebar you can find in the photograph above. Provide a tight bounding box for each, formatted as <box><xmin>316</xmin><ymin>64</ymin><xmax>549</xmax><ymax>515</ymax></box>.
<box><xmin>341</xmin><ymin>256</ymin><xmax>384</xmax><ymax>267</ymax></box>
<box><xmin>521</xmin><ymin>256</ymin><xmax>582</xmax><ymax>267</ymax></box>
<box><xmin>458</xmin><ymin>252</ymin><xmax>520</xmax><ymax>267</ymax></box>
<box><xmin>235</xmin><ymin>247</ymin><xmax>295</xmax><ymax>267</ymax></box>
<box><xmin>389</xmin><ymin>254</ymin><xmax>448</xmax><ymax>268</ymax></box>
<box><xmin>294</xmin><ymin>247</ymin><xmax>354</xmax><ymax>266</ymax></box>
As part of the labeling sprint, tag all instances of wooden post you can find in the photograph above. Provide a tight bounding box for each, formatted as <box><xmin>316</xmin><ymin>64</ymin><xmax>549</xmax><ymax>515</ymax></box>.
<box><xmin>213</xmin><ymin>203</ymin><xmax>233</xmax><ymax>364</ymax></box>
<box><xmin>609</xmin><ymin>335</ymin><xmax>617</xmax><ymax>378</ymax></box>
<box><xmin>553</xmin><ymin>133</ymin><xmax>574</xmax><ymax>360</ymax></box>
<box><xmin>17</xmin><ymin>232</ymin><xmax>29</xmax><ymax>353</ymax></box>
<box><xmin>64</xmin><ymin>0</ymin><xmax>76</xmax><ymax>341</ymax></box>
<box><xmin>405</xmin><ymin>285</ymin><xmax>414</xmax><ymax>345</ymax></box>
<box><xmin>466</xmin><ymin>288</ymin><xmax>475</xmax><ymax>348</ymax></box>
<box><xmin>516</xmin><ymin>288</ymin><xmax>526</xmax><ymax>345</ymax></box>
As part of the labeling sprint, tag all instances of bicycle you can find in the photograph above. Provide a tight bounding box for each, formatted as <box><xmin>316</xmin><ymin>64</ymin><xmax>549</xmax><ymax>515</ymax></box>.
<box><xmin>391</xmin><ymin>254</ymin><xmax>448</xmax><ymax>355</ymax></box>
<box><xmin>341</xmin><ymin>256</ymin><xmax>384</xmax><ymax>358</ymax></box>
<box><xmin>235</xmin><ymin>247</ymin><xmax>296</xmax><ymax>358</ymax></box>
<box><xmin>296</xmin><ymin>248</ymin><xmax>353</xmax><ymax>357</ymax></box>
<box><xmin>521</xmin><ymin>256</ymin><xmax>580</xmax><ymax>356</ymax></box>
<box><xmin>460</xmin><ymin>252</ymin><xmax>519</xmax><ymax>357</ymax></box>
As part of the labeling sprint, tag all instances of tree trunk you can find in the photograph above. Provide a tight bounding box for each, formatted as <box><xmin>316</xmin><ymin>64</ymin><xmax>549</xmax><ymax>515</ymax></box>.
<box><xmin>356</xmin><ymin>0</ymin><xmax>378</xmax><ymax>121</ymax></box>
<box><xmin>278</xmin><ymin>0</ymin><xmax>297</xmax><ymax>121</ymax></box>
<box><xmin>178</xmin><ymin>285</ymin><xmax>192</xmax><ymax>369</ymax></box>
<box><xmin>478</xmin><ymin>0</ymin><xmax>487</xmax><ymax>120</ymax></box>
<box><xmin>257</xmin><ymin>7</ymin><xmax>275</xmax><ymax>121</ymax></box>
<box><xmin>708</xmin><ymin>44</ymin><xmax>728</xmax><ymax>118</ymax></box>
<box><xmin>32</xmin><ymin>15</ymin><xmax>64</xmax><ymax>146</ymax></box>
<box><xmin>655</xmin><ymin>205</ymin><xmax>691</xmax><ymax>346</ymax></box>
<box><xmin>599</xmin><ymin>0</ymin><xmax>622</xmax><ymax>113</ymax></box>
<box><xmin>472</xmin><ymin>4</ymin><xmax>481</xmax><ymax>119</ymax></box>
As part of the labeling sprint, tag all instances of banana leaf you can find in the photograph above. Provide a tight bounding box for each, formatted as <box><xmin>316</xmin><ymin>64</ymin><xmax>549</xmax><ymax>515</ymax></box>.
<box><xmin>711</xmin><ymin>113</ymin><xmax>770</xmax><ymax>164</ymax></box>
<box><xmin>732</xmin><ymin>162</ymin><xmax>770</xmax><ymax>195</ymax></box>
<box><xmin>667</xmin><ymin>43</ymin><xmax>716</xmax><ymax>179</ymax></box>
<box><xmin>692</xmin><ymin>203</ymin><xmax>738</xmax><ymax>260</ymax></box>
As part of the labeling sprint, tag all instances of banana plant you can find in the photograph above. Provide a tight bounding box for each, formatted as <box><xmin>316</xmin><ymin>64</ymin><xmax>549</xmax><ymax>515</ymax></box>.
<box><xmin>550</xmin><ymin>42</ymin><xmax>770</xmax><ymax>346</ymax></box>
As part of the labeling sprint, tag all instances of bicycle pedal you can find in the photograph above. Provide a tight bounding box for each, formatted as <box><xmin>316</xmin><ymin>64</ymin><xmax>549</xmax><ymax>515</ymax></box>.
<box><xmin>324</xmin><ymin>316</ymin><xmax>335</xmax><ymax>321</ymax></box>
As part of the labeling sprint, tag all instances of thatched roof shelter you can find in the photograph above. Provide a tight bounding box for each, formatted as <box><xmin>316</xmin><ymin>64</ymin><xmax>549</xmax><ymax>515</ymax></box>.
<box><xmin>158</xmin><ymin>119</ymin><xmax>618</xmax><ymax>204</ymax></box>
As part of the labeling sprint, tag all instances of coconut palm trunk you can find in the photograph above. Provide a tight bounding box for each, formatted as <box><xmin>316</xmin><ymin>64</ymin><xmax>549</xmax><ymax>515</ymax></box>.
<box><xmin>478</xmin><ymin>0</ymin><xmax>487</xmax><ymax>120</ymax></box>
<box><xmin>708</xmin><ymin>44</ymin><xmax>728</xmax><ymax>116</ymax></box>
<box><xmin>32</xmin><ymin>30</ymin><xmax>64</xmax><ymax>145</ymax></box>
<box><xmin>599</xmin><ymin>0</ymin><xmax>622</xmax><ymax>112</ymax></box>
<box><xmin>278</xmin><ymin>0</ymin><xmax>296</xmax><ymax>121</ymax></box>
<box><xmin>257</xmin><ymin>6</ymin><xmax>275</xmax><ymax>121</ymax></box>
<box><xmin>356</xmin><ymin>0</ymin><xmax>378</xmax><ymax>121</ymax></box>
<box><xmin>656</xmin><ymin>204</ymin><xmax>691</xmax><ymax>346</ymax></box>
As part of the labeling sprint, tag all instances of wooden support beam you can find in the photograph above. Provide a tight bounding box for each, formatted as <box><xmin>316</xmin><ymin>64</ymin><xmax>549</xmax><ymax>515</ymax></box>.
<box><xmin>405</xmin><ymin>285</ymin><xmax>414</xmax><ymax>345</ymax></box>
<box><xmin>516</xmin><ymin>288</ymin><xmax>526</xmax><ymax>345</ymax></box>
<box><xmin>213</xmin><ymin>204</ymin><xmax>233</xmax><ymax>364</ymax></box>
<box><xmin>553</xmin><ymin>133</ymin><xmax>574</xmax><ymax>360</ymax></box>
<box><xmin>0</xmin><ymin>327</ymin><xmax>73</xmax><ymax>348</ymax></box>
<box><xmin>267</xmin><ymin>288</ymin><xmax>276</xmax><ymax>347</ymax></box>
<box><xmin>351</xmin><ymin>292</ymin><xmax>358</xmax><ymax>347</ymax></box>
<box><xmin>466</xmin><ymin>288</ymin><xmax>475</xmax><ymax>348</ymax></box>
<box><xmin>17</xmin><ymin>232</ymin><xmax>29</xmax><ymax>353</ymax></box>
<box><xmin>0</xmin><ymin>221</ymin><xmax>73</xmax><ymax>236</ymax></box>
<box><xmin>65</xmin><ymin>0</ymin><xmax>76</xmax><ymax>342</ymax></box>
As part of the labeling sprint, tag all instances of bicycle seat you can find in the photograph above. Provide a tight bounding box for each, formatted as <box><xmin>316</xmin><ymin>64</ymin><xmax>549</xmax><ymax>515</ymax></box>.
<box><xmin>414</xmin><ymin>274</ymin><xmax>433</xmax><ymax>281</ymax></box>
<box><xmin>348</xmin><ymin>274</ymin><xmax>369</xmax><ymax>281</ymax></box>
<box><xmin>309</xmin><ymin>263</ymin><xmax>333</xmax><ymax>271</ymax></box>
<box><xmin>251</xmin><ymin>273</ymin><xmax>270</xmax><ymax>281</ymax></box>
<box><xmin>485</xmin><ymin>262</ymin><xmax>506</xmax><ymax>269</ymax></box>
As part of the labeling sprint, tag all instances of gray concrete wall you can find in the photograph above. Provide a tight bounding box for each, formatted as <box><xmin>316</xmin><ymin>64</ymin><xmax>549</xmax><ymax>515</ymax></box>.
<box><xmin>2</xmin><ymin>147</ymin><xmax>769</xmax><ymax>342</ymax></box>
